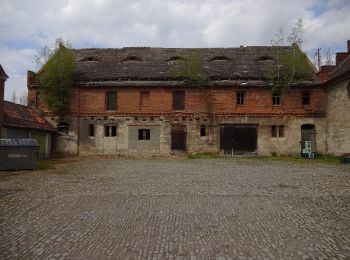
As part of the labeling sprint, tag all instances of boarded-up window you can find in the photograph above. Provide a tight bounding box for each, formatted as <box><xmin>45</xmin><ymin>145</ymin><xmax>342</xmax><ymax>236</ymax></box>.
<box><xmin>173</xmin><ymin>91</ymin><xmax>185</xmax><ymax>110</ymax></box>
<box><xmin>140</xmin><ymin>91</ymin><xmax>150</xmax><ymax>108</ymax></box>
<box><xmin>104</xmin><ymin>125</ymin><xmax>117</xmax><ymax>137</ymax></box>
<box><xmin>236</xmin><ymin>91</ymin><xmax>245</xmax><ymax>106</ymax></box>
<box><xmin>105</xmin><ymin>91</ymin><xmax>117</xmax><ymax>111</ymax></box>
<box><xmin>302</xmin><ymin>92</ymin><xmax>311</xmax><ymax>106</ymax></box>
<box><xmin>88</xmin><ymin>124</ymin><xmax>95</xmax><ymax>137</ymax></box>
<box><xmin>138</xmin><ymin>129</ymin><xmax>150</xmax><ymax>140</ymax></box>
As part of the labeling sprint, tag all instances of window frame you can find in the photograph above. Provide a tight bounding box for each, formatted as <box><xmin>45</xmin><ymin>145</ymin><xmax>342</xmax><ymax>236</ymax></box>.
<box><xmin>88</xmin><ymin>124</ymin><xmax>95</xmax><ymax>137</ymax></box>
<box><xmin>138</xmin><ymin>129</ymin><xmax>151</xmax><ymax>140</ymax></box>
<box><xmin>104</xmin><ymin>124</ymin><xmax>117</xmax><ymax>137</ymax></box>
<box><xmin>172</xmin><ymin>91</ymin><xmax>185</xmax><ymax>110</ymax></box>
<box><xmin>200</xmin><ymin>125</ymin><xmax>206</xmax><ymax>137</ymax></box>
<box><xmin>105</xmin><ymin>91</ymin><xmax>118</xmax><ymax>111</ymax></box>
<box><xmin>271</xmin><ymin>125</ymin><xmax>285</xmax><ymax>138</ymax></box>
<box><xmin>272</xmin><ymin>92</ymin><xmax>281</xmax><ymax>106</ymax></box>
<box><xmin>271</xmin><ymin>125</ymin><xmax>277</xmax><ymax>138</ymax></box>
<box><xmin>236</xmin><ymin>91</ymin><xmax>245</xmax><ymax>106</ymax></box>
<box><xmin>302</xmin><ymin>91</ymin><xmax>311</xmax><ymax>106</ymax></box>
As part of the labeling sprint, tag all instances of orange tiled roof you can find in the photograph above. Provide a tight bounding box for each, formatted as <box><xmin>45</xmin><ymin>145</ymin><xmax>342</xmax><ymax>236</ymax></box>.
<box><xmin>3</xmin><ymin>101</ymin><xmax>56</xmax><ymax>132</ymax></box>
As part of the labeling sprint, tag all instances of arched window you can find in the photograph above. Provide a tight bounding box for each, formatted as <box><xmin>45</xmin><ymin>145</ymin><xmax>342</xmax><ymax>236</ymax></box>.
<box><xmin>57</xmin><ymin>122</ymin><xmax>69</xmax><ymax>134</ymax></box>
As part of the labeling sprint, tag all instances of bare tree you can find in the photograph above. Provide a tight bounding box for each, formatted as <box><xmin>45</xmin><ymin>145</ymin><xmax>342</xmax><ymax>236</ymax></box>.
<box><xmin>19</xmin><ymin>92</ymin><xmax>28</xmax><ymax>106</ymax></box>
<box><xmin>312</xmin><ymin>46</ymin><xmax>335</xmax><ymax>70</ymax></box>
<box><xmin>267</xmin><ymin>18</ymin><xmax>311</xmax><ymax>90</ymax></box>
<box><xmin>324</xmin><ymin>47</ymin><xmax>335</xmax><ymax>65</ymax></box>
<box><xmin>11</xmin><ymin>90</ymin><xmax>17</xmax><ymax>103</ymax></box>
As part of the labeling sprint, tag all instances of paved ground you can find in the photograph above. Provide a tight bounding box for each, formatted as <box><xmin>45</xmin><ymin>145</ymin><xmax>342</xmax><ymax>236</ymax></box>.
<box><xmin>0</xmin><ymin>157</ymin><xmax>350</xmax><ymax>260</ymax></box>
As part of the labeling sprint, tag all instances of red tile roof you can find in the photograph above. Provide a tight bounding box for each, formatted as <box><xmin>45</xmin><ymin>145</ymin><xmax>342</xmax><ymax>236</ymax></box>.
<box><xmin>3</xmin><ymin>101</ymin><xmax>56</xmax><ymax>132</ymax></box>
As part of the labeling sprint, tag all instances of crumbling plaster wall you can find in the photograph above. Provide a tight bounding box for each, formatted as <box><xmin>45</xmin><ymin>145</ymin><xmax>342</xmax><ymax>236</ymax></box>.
<box><xmin>326</xmin><ymin>80</ymin><xmax>350</xmax><ymax>155</ymax></box>
<box><xmin>48</xmin><ymin>115</ymin><xmax>327</xmax><ymax>156</ymax></box>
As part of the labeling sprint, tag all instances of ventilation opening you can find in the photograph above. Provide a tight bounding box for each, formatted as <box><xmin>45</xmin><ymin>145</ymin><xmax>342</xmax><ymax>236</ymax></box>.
<box><xmin>123</xmin><ymin>56</ymin><xmax>143</xmax><ymax>62</ymax></box>
<box><xmin>257</xmin><ymin>56</ymin><xmax>275</xmax><ymax>62</ymax></box>
<box><xmin>210</xmin><ymin>56</ymin><xmax>232</xmax><ymax>61</ymax></box>
<box><xmin>166</xmin><ymin>56</ymin><xmax>183</xmax><ymax>62</ymax></box>
<box><xmin>79</xmin><ymin>57</ymin><xmax>99</xmax><ymax>62</ymax></box>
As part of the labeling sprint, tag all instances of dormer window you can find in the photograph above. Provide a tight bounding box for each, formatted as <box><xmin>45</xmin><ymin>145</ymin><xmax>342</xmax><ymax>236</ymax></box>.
<box><xmin>210</xmin><ymin>56</ymin><xmax>232</xmax><ymax>61</ymax></box>
<box><xmin>257</xmin><ymin>56</ymin><xmax>275</xmax><ymax>62</ymax></box>
<box><xmin>166</xmin><ymin>56</ymin><xmax>183</xmax><ymax>62</ymax></box>
<box><xmin>79</xmin><ymin>57</ymin><xmax>99</xmax><ymax>62</ymax></box>
<box><xmin>123</xmin><ymin>56</ymin><xmax>143</xmax><ymax>62</ymax></box>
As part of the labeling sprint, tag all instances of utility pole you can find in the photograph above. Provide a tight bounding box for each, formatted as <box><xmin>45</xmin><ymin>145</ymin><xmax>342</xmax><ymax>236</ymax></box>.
<box><xmin>317</xmin><ymin>48</ymin><xmax>321</xmax><ymax>70</ymax></box>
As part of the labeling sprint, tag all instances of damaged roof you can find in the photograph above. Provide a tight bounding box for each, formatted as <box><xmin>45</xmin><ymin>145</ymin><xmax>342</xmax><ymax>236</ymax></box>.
<box><xmin>3</xmin><ymin>101</ymin><xmax>56</xmax><ymax>132</ymax></box>
<box><xmin>71</xmin><ymin>46</ymin><xmax>317</xmax><ymax>82</ymax></box>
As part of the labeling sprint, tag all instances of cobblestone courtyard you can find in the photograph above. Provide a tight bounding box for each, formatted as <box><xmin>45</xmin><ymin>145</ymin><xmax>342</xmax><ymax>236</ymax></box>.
<box><xmin>1</xmin><ymin>157</ymin><xmax>350</xmax><ymax>260</ymax></box>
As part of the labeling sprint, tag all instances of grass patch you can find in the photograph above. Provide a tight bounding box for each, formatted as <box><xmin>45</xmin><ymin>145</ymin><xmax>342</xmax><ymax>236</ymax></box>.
<box><xmin>258</xmin><ymin>153</ymin><xmax>348</xmax><ymax>166</ymax></box>
<box><xmin>187</xmin><ymin>152</ymin><xmax>218</xmax><ymax>159</ymax></box>
<box><xmin>36</xmin><ymin>157</ymin><xmax>79</xmax><ymax>171</ymax></box>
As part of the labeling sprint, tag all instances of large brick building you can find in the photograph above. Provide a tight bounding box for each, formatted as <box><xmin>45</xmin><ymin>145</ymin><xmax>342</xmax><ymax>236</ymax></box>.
<box><xmin>27</xmin><ymin>44</ymin><xmax>348</xmax><ymax>156</ymax></box>
<box><xmin>0</xmin><ymin>64</ymin><xmax>9</xmax><ymax>137</ymax></box>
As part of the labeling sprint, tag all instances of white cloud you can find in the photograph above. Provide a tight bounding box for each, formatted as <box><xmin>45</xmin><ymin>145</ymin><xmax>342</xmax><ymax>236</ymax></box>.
<box><xmin>0</xmin><ymin>46</ymin><xmax>36</xmax><ymax>100</ymax></box>
<box><xmin>0</xmin><ymin>0</ymin><xmax>349</xmax><ymax>99</ymax></box>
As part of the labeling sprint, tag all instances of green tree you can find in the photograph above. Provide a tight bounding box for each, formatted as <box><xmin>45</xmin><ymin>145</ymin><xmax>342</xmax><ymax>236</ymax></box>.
<box><xmin>265</xmin><ymin>18</ymin><xmax>313</xmax><ymax>90</ymax></box>
<box><xmin>173</xmin><ymin>52</ymin><xmax>208</xmax><ymax>87</ymax></box>
<box><xmin>35</xmin><ymin>38</ymin><xmax>76</xmax><ymax>113</ymax></box>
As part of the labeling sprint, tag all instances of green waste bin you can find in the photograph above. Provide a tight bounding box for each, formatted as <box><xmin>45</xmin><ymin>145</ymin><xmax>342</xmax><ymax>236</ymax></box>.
<box><xmin>0</xmin><ymin>139</ymin><xmax>40</xmax><ymax>170</ymax></box>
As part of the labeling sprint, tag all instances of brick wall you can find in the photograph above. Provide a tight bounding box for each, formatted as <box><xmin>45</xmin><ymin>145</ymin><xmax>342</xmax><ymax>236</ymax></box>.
<box><xmin>30</xmin><ymin>86</ymin><xmax>327</xmax><ymax>116</ymax></box>
<box><xmin>0</xmin><ymin>79</ymin><xmax>4</xmax><ymax>137</ymax></box>
<box><xmin>0</xmin><ymin>80</ymin><xmax>4</xmax><ymax>114</ymax></box>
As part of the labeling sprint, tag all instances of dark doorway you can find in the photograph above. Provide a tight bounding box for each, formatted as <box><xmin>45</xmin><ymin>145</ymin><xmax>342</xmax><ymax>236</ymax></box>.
<box><xmin>301</xmin><ymin>124</ymin><xmax>316</xmax><ymax>152</ymax></box>
<box><xmin>220</xmin><ymin>124</ymin><xmax>257</xmax><ymax>154</ymax></box>
<box><xmin>171</xmin><ymin>126</ymin><xmax>186</xmax><ymax>151</ymax></box>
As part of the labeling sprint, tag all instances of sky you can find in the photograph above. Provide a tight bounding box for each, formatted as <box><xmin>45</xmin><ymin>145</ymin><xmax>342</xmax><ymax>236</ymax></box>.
<box><xmin>0</xmin><ymin>0</ymin><xmax>349</xmax><ymax>101</ymax></box>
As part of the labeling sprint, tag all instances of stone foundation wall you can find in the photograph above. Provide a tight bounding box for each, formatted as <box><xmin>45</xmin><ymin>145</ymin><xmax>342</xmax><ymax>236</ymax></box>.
<box><xmin>48</xmin><ymin>115</ymin><xmax>327</xmax><ymax>156</ymax></box>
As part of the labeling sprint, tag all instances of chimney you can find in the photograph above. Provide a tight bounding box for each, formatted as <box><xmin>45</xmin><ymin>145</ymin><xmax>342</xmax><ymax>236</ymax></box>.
<box><xmin>317</xmin><ymin>65</ymin><xmax>336</xmax><ymax>82</ymax></box>
<box><xmin>336</xmin><ymin>52</ymin><xmax>348</xmax><ymax>66</ymax></box>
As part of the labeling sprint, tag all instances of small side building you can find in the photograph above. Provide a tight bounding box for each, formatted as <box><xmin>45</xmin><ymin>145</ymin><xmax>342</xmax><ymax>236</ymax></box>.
<box><xmin>2</xmin><ymin>101</ymin><xmax>56</xmax><ymax>157</ymax></box>
<box><xmin>326</xmin><ymin>40</ymin><xmax>350</xmax><ymax>155</ymax></box>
